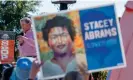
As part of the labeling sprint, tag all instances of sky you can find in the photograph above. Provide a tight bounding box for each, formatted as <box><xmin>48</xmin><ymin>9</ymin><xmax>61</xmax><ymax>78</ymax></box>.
<box><xmin>30</xmin><ymin>0</ymin><xmax>128</xmax><ymax>17</ymax></box>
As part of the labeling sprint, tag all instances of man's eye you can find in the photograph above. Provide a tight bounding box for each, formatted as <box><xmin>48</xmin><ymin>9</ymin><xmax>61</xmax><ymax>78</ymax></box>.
<box><xmin>62</xmin><ymin>33</ymin><xmax>68</xmax><ymax>36</ymax></box>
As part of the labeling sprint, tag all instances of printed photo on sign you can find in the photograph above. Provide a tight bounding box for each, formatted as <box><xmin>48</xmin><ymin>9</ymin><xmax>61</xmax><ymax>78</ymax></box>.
<box><xmin>32</xmin><ymin>4</ymin><xmax>126</xmax><ymax>79</ymax></box>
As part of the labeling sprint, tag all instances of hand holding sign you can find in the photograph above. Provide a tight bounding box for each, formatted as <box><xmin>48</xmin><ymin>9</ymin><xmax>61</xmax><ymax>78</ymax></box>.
<box><xmin>17</xmin><ymin>35</ymin><xmax>24</xmax><ymax>46</ymax></box>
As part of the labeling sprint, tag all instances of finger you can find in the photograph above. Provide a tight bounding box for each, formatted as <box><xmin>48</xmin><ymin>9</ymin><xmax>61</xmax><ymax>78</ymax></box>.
<box><xmin>17</xmin><ymin>36</ymin><xmax>22</xmax><ymax>39</ymax></box>
<box><xmin>78</xmin><ymin>64</ymin><xmax>87</xmax><ymax>74</ymax></box>
<box><xmin>35</xmin><ymin>57</ymin><xmax>38</xmax><ymax>60</ymax></box>
<box><xmin>81</xmin><ymin>62</ymin><xmax>88</xmax><ymax>70</ymax></box>
<box><xmin>40</xmin><ymin>60</ymin><xmax>44</xmax><ymax>65</ymax></box>
<box><xmin>78</xmin><ymin>63</ymin><xmax>84</xmax><ymax>70</ymax></box>
<box><xmin>34</xmin><ymin>60</ymin><xmax>42</xmax><ymax>68</ymax></box>
<box><xmin>33</xmin><ymin>59</ymin><xmax>36</xmax><ymax>63</ymax></box>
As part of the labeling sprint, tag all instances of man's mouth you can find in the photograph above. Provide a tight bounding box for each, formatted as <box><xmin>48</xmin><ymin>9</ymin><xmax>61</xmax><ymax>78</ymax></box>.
<box><xmin>57</xmin><ymin>44</ymin><xmax>65</xmax><ymax>49</ymax></box>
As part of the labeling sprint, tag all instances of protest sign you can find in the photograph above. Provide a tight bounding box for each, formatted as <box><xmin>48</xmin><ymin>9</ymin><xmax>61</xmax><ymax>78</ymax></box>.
<box><xmin>0</xmin><ymin>31</ymin><xmax>15</xmax><ymax>64</ymax></box>
<box><xmin>32</xmin><ymin>4</ymin><xmax>126</xmax><ymax>79</ymax></box>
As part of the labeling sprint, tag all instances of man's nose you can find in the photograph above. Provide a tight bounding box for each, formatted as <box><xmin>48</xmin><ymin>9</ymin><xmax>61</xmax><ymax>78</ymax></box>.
<box><xmin>57</xmin><ymin>36</ymin><xmax>63</xmax><ymax>44</ymax></box>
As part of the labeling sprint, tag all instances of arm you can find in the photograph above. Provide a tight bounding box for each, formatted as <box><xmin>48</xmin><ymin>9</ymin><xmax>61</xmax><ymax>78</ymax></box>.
<box><xmin>10</xmin><ymin>68</ymin><xmax>16</xmax><ymax>80</ymax></box>
<box><xmin>18</xmin><ymin>46</ymin><xmax>23</xmax><ymax>57</ymax></box>
<box><xmin>109</xmin><ymin>1</ymin><xmax>133</xmax><ymax>80</ymax></box>
<box><xmin>22</xmin><ymin>36</ymin><xmax>35</xmax><ymax>48</ymax></box>
<box><xmin>29</xmin><ymin>59</ymin><xmax>44</xmax><ymax>80</ymax></box>
<box><xmin>78</xmin><ymin>62</ymin><xmax>94</xmax><ymax>80</ymax></box>
<box><xmin>120</xmin><ymin>1</ymin><xmax>133</xmax><ymax>53</ymax></box>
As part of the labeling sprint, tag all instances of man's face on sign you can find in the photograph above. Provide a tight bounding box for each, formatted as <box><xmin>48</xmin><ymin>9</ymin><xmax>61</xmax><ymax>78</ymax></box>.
<box><xmin>48</xmin><ymin>27</ymin><xmax>73</xmax><ymax>55</ymax></box>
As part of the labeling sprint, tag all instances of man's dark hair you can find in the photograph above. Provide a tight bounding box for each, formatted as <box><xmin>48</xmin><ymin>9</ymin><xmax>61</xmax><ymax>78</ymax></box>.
<box><xmin>42</xmin><ymin>16</ymin><xmax>76</xmax><ymax>42</ymax></box>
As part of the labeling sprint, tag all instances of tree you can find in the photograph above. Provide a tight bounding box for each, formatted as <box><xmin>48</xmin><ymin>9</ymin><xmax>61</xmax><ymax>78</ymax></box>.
<box><xmin>0</xmin><ymin>1</ymin><xmax>40</xmax><ymax>31</ymax></box>
<box><xmin>0</xmin><ymin>1</ymin><xmax>41</xmax><ymax>62</ymax></box>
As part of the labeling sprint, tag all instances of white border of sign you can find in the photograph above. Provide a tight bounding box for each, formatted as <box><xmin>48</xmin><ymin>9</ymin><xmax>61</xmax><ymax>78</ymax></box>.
<box><xmin>31</xmin><ymin>3</ymin><xmax>126</xmax><ymax>80</ymax></box>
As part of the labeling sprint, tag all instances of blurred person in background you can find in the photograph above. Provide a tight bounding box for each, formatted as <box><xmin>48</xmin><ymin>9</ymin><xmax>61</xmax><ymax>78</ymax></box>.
<box><xmin>10</xmin><ymin>57</ymin><xmax>34</xmax><ymax>80</ymax></box>
<box><xmin>17</xmin><ymin>17</ymin><xmax>36</xmax><ymax>57</ymax></box>
<box><xmin>109</xmin><ymin>1</ymin><xmax>133</xmax><ymax>80</ymax></box>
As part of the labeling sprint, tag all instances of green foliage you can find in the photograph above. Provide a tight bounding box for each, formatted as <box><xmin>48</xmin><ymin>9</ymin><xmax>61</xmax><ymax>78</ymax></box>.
<box><xmin>0</xmin><ymin>1</ymin><xmax>40</xmax><ymax>61</ymax></box>
<box><xmin>92</xmin><ymin>71</ymin><xmax>108</xmax><ymax>80</ymax></box>
<box><xmin>0</xmin><ymin>1</ymin><xmax>40</xmax><ymax>31</ymax></box>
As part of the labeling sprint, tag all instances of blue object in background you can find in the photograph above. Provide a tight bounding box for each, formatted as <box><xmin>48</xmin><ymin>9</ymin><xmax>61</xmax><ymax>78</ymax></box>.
<box><xmin>10</xmin><ymin>57</ymin><xmax>34</xmax><ymax>80</ymax></box>
<box><xmin>16</xmin><ymin>57</ymin><xmax>33</xmax><ymax>70</ymax></box>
